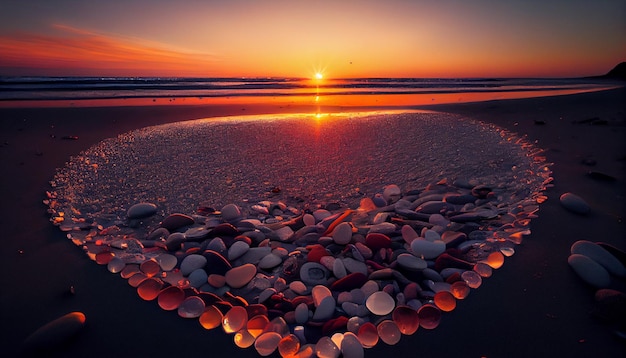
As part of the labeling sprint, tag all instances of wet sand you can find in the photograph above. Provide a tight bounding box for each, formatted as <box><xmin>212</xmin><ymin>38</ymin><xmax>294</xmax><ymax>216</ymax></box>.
<box><xmin>0</xmin><ymin>87</ymin><xmax>624</xmax><ymax>357</ymax></box>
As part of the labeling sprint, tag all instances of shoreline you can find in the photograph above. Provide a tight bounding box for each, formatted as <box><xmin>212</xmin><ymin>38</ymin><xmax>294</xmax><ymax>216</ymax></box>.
<box><xmin>1</xmin><ymin>87</ymin><xmax>624</xmax><ymax>357</ymax></box>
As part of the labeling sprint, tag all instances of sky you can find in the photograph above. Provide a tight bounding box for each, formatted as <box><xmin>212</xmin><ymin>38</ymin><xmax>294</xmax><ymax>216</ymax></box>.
<box><xmin>0</xmin><ymin>0</ymin><xmax>624</xmax><ymax>78</ymax></box>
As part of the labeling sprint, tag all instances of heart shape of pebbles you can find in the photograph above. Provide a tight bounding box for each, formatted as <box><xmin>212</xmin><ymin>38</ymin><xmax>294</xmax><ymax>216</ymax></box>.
<box><xmin>46</xmin><ymin>112</ymin><xmax>551</xmax><ymax>357</ymax></box>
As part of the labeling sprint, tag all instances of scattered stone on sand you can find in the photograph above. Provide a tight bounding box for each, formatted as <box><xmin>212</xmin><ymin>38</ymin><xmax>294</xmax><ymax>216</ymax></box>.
<box><xmin>571</xmin><ymin>240</ymin><xmax>626</xmax><ymax>277</ymax></box>
<box><xmin>127</xmin><ymin>202</ymin><xmax>158</xmax><ymax>219</ymax></box>
<box><xmin>567</xmin><ymin>254</ymin><xmax>611</xmax><ymax>288</ymax></box>
<box><xmin>559</xmin><ymin>192</ymin><xmax>591</xmax><ymax>215</ymax></box>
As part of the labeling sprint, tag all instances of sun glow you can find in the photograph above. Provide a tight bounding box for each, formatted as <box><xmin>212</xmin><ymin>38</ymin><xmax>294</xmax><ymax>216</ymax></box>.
<box><xmin>315</xmin><ymin>72</ymin><xmax>323</xmax><ymax>80</ymax></box>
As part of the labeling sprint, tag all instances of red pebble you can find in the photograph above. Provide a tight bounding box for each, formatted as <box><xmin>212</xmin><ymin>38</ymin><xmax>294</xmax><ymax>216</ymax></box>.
<box><xmin>306</xmin><ymin>244</ymin><xmax>329</xmax><ymax>263</ymax></box>
<box><xmin>365</xmin><ymin>233</ymin><xmax>392</xmax><ymax>251</ymax></box>
<box><xmin>322</xmin><ymin>316</ymin><xmax>349</xmax><ymax>335</ymax></box>
<box><xmin>330</xmin><ymin>272</ymin><xmax>368</xmax><ymax>291</ymax></box>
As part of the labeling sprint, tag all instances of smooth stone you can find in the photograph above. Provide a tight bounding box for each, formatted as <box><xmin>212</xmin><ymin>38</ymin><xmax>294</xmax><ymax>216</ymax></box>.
<box><xmin>273</xmin><ymin>225</ymin><xmax>294</xmax><ymax>241</ymax></box>
<box><xmin>429</xmin><ymin>213</ymin><xmax>449</xmax><ymax>227</ymax></box>
<box><xmin>366</xmin><ymin>222</ymin><xmax>396</xmax><ymax>235</ymax></box>
<box><xmin>342</xmin><ymin>257</ymin><xmax>368</xmax><ymax>276</ymax></box>
<box><xmin>382</xmin><ymin>184</ymin><xmax>402</xmax><ymax>203</ymax></box>
<box><xmin>228</xmin><ymin>241</ymin><xmax>250</xmax><ymax>261</ymax></box>
<box><xmin>299</xmin><ymin>262</ymin><xmax>329</xmax><ymax>286</ymax></box>
<box><xmin>364</xmin><ymin>233</ymin><xmax>392</xmax><ymax>250</ymax></box>
<box><xmin>303</xmin><ymin>213</ymin><xmax>316</xmax><ymax>226</ymax></box>
<box><xmin>449</xmin><ymin>209</ymin><xmax>498</xmax><ymax>223</ymax></box>
<box><xmin>160</xmin><ymin>213</ymin><xmax>195</xmax><ymax>231</ymax></box>
<box><xmin>221</xmin><ymin>203</ymin><xmax>242</xmax><ymax>222</ymax></box>
<box><xmin>415</xmin><ymin>201</ymin><xmax>451</xmax><ymax>214</ymax></box>
<box><xmin>441</xmin><ymin>231</ymin><xmax>467</xmax><ymax>247</ymax></box>
<box><xmin>410</xmin><ymin>238</ymin><xmax>446</xmax><ymax>259</ymax></box>
<box><xmin>180</xmin><ymin>254</ymin><xmax>207</xmax><ymax>276</ymax></box>
<box><xmin>333</xmin><ymin>258</ymin><xmax>348</xmax><ymax>278</ymax></box>
<box><xmin>225</xmin><ymin>263</ymin><xmax>257</xmax><ymax>288</ymax></box>
<box><xmin>312</xmin><ymin>295</ymin><xmax>336</xmax><ymax>321</ymax></box>
<box><xmin>365</xmin><ymin>291</ymin><xmax>395</xmax><ymax>316</ymax></box>
<box><xmin>568</xmin><ymin>254</ymin><xmax>611</xmax><ymax>288</ymax></box>
<box><xmin>23</xmin><ymin>312</ymin><xmax>86</xmax><ymax>352</ymax></box>
<box><xmin>235</xmin><ymin>247</ymin><xmax>272</xmax><ymax>265</ymax></box>
<box><xmin>313</xmin><ymin>209</ymin><xmax>332</xmax><ymax>222</ymax></box>
<box><xmin>423</xmin><ymin>230</ymin><xmax>441</xmax><ymax>242</ymax></box>
<box><xmin>372</xmin><ymin>194</ymin><xmax>387</xmax><ymax>207</ymax></box>
<box><xmin>184</xmin><ymin>226</ymin><xmax>211</xmax><ymax>240</ymax></box>
<box><xmin>333</xmin><ymin>222</ymin><xmax>353</xmax><ymax>245</ymax></box>
<box><xmin>206</xmin><ymin>237</ymin><xmax>227</xmax><ymax>256</ymax></box>
<box><xmin>295</xmin><ymin>302</ymin><xmax>310</xmax><ymax>324</ymax></box>
<box><xmin>560</xmin><ymin>192</ymin><xmax>590</xmax><ymax>214</ymax></box>
<box><xmin>258</xmin><ymin>253</ymin><xmax>283</xmax><ymax>270</ymax></box>
<box><xmin>289</xmin><ymin>281</ymin><xmax>308</xmax><ymax>295</ymax></box>
<box><xmin>157</xmin><ymin>254</ymin><xmax>178</xmax><ymax>271</ymax></box>
<box><xmin>341</xmin><ymin>332</ymin><xmax>364</xmax><ymax>358</ymax></box>
<box><xmin>401</xmin><ymin>225</ymin><xmax>420</xmax><ymax>243</ymax></box>
<box><xmin>127</xmin><ymin>202</ymin><xmax>157</xmax><ymax>219</ymax></box>
<box><xmin>444</xmin><ymin>194</ymin><xmax>476</xmax><ymax>205</ymax></box>
<box><xmin>571</xmin><ymin>240</ymin><xmax>626</xmax><ymax>277</ymax></box>
<box><xmin>360</xmin><ymin>280</ymin><xmax>380</xmax><ymax>297</ymax></box>
<box><xmin>188</xmin><ymin>268</ymin><xmax>208</xmax><ymax>288</ymax></box>
<box><xmin>330</xmin><ymin>272</ymin><xmax>368</xmax><ymax>291</ymax></box>
<box><xmin>202</xmin><ymin>250</ymin><xmax>232</xmax><ymax>275</ymax></box>
<box><xmin>165</xmin><ymin>232</ymin><xmax>186</xmax><ymax>251</ymax></box>
<box><xmin>397</xmin><ymin>253</ymin><xmax>427</xmax><ymax>270</ymax></box>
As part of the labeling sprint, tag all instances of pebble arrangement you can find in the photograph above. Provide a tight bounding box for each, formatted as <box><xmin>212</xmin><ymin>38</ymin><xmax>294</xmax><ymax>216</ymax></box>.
<box><xmin>45</xmin><ymin>112</ymin><xmax>553</xmax><ymax>357</ymax></box>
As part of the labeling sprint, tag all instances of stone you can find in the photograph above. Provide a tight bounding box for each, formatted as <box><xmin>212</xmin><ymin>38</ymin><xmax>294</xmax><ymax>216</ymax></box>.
<box><xmin>382</xmin><ymin>184</ymin><xmax>401</xmax><ymax>203</ymax></box>
<box><xmin>410</xmin><ymin>238</ymin><xmax>446</xmax><ymax>259</ymax></box>
<box><xmin>366</xmin><ymin>291</ymin><xmax>395</xmax><ymax>316</ymax></box>
<box><xmin>202</xmin><ymin>250</ymin><xmax>232</xmax><ymax>275</ymax></box>
<box><xmin>364</xmin><ymin>233</ymin><xmax>392</xmax><ymax>250</ymax></box>
<box><xmin>160</xmin><ymin>213</ymin><xmax>195</xmax><ymax>231</ymax></box>
<box><xmin>568</xmin><ymin>254</ymin><xmax>611</xmax><ymax>288</ymax></box>
<box><xmin>188</xmin><ymin>268</ymin><xmax>208</xmax><ymax>288</ymax></box>
<box><xmin>396</xmin><ymin>253</ymin><xmax>427</xmax><ymax>271</ymax></box>
<box><xmin>340</xmin><ymin>332</ymin><xmax>364</xmax><ymax>358</ymax></box>
<box><xmin>312</xmin><ymin>295</ymin><xmax>336</xmax><ymax>321</ymax></box>
<box><xmin>300</xmin><ymin>262</ymin><xmax>329</xmax><ymax>286</ymax></box>
<box><xmin>23</xmin><ymin>312</ymin><xmax>86</xmax><ymax>352</ymax></box>
<box><xmin>570</xmin><ymin>240</ymin><xmax>626</xmax><ymax>277</ymax></box>
<box><xmin>258</xmin><ymin>253</ymin><xmax>283</xmax><ymax>270</ymax></box>
<box><xmin>127</xmin><ymin>202</ymin><xmax>157</xmax><ymax>219</ymax></box>
<box><xmin>221</xmin><ymin>203</ymin><xmax>242</xmax><ymax>222</ymax></box>
<box><xmin>180</xmin><ymin>254</ymin><xmax>207</xmax><ymax>276</ymax></box>
<box><xmin>228</xmin><ymin>240</ymin><xmax>250</xmax><ymax>261</ymax></box>
<box><xmin>333</xmin><ymin>222</ymin><xmax>353</xmax><ymax>245</ymax></box>
<box><xmin>225</xmin><ymin>263</ymin><xmax>257</xmax><ymax>288</ymax></box>
<box><xmin>560</xmin><ymin>192</ymin><xmax>590</xmax><ymax>215</ymax></box>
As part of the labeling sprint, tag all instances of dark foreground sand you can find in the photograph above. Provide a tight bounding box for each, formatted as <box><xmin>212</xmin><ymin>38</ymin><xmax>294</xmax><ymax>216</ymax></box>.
<box><xmin>0</xmin><ymin>88</ymin><xmax>624</xmax><ymax>358</ymax></box>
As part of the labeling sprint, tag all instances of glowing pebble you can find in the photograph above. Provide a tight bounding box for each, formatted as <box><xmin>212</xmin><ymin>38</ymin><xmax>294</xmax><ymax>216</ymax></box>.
<box><xmin>255</xmin><ymin>332</ymin><xmax>283</xmax><ymax>357</ymax></box>
<box><xmin>392</xmin><ymin>306</ymin><xmax>419</xmax><ymax>335</ymax></box>
<box><xmin>434</xmin><ymin>291</ymin><xmax>457</xmax><ymax>312</ymax></box>
<box><xmin>247</xmin><ymin>315</ymin><xmax>270</xmax><ymax>338</ymax></box>
<box><xmin>312</xmin><ymin>285</ymin><xmax>332</xmax><ymax>307</ymax></box>
<box><xmin>473</xmin><ymin>263</ymin><xmax>493</xmax><ymax>278</ymax></box>
<box><xmin>199</xmin><ymin>305</ymin><xmax>223</xmax><ymax>330</ymax></box>
<box><xmin>120</xmin><ymin>264</ymin><xmax>140</xmax><ymax>279</ymax></box>
<box><xmin>177</xmin><ymin>296</ymin><xmax>205</xmax><ymax>318</ymax></box>
<box><xmin>461</xmin><ymin>270</ymin><xmax>482</xmax><ymax>289</ymax></box>
<box><xmin>157</xmin><ymin>285</ymin><xmax>185</xmax><ymax>310</ymax></box>
<box><xmin>222</xmin><ymin>306</ymin><xmax>248</xmax><ymax>333</ymax></box>
<box><xmin>450</xmin><ymin>281</ymin><xmax>470</xmax><ymax>299</ymax></box>
<box><xmin>365</xmin><ymin>291</ymin><xmax>395</xmax><ymax>316</ymax></box>
<box><xmin>356</xmin><ymin>322</ymin><xmax>379</xmax><ymax>348</ymax></box>
<box><xmin>136</xmin><ymin>278</ymin><xmax>163</xmax><ymax>301</ymax></box>
<box><xmin>95</xmin><ymin>251</ymin><xmax>114</xmax><ymax>265</ymax></box>
<box><xmin>417</xmin><ymin>304</ymin><xmax>441</xmax><ymax>329</ymax></box>
<box><xmin>140</xmin><ymin>259</ymin><xmax>160</xmax><ymax>277</ymax></box>
<box><xmin>107</xmin><ymin>257</ymin><xmax>125</xmax><ymax>273</ymax></box>
<box><xmin>315</xmin><ymin>336</ymin><xmax>340</xmax><ymax>358</ymax></box>
<box><xmin>485</xmin><ymin>251</ymin><xmax>505</xmax><ymax>269</ymax></box>
<box><xmin>234</xmin><ymin>329</ymin><xmax>256</xmax><ymax>348</ymax></box>
<box><xmin>278</xmin><ymin>334</ymin><xmax>301</xmax><ymax>358</ymax></box>
<box><xmin>23</xmin><ymin>312</ymin><xmax>86</xmax><ymax>352</ymax></box>
<box><xmin>377</xmin><ymin>320</ymin><xmax>401</xmax><ymax>345</ymax></box>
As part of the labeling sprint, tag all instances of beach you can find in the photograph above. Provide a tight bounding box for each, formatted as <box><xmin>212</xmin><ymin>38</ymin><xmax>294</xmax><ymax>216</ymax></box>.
<box><xmin>1</xmin><ymin>87</ymin><xmax>624</xmax><ymax>358</ymax></box>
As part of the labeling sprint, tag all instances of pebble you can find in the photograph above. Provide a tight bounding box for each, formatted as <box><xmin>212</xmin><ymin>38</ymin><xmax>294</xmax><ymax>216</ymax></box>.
<box><xmin>333</xmin><ymin>222</ymin><xmax>353</xmax><ymax>245</ymax></box>
<box><xmin>50</xmin><ymin>173</ymin><xmax>551</xmax><ymax>354</ymax></box>
<box><xmin>570</xmin><ymin>240</ymin><xmax>626</xmax><ymax>277</ymax></box>
<box><xmin>127</xmin><ymin>202</ymin><xmax>157</xmax><ymax>219</ymax></box>
<box><xmin>221</xmin><ymin>203</ymin><xmax>242</xmax><ymax>222</ymax></box>
<box><xmin>559</xmin><ymin>192</ymin><xmax>590</xmax><ymax>215</ymax></box>
<box><xmin>23</xmin><ymin>312</ymin><xmax>86</xmax><ymax>352</ymax></box>
<box><xmin>225</xmin><ymin>263</ymin><xmax>257</xmax><ymax>288</ymax></box>
<box><xmin>567</xmin><ymin>254</ymin><xmax>611</xmax><ymax>288</ymax></box>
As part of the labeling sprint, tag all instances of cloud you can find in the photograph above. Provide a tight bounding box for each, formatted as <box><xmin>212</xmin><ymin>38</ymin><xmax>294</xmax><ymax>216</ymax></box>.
<box><xmin>0</xmin><ymin>24</ymin><xmax>222</xmax><ymax>76</ymax></box>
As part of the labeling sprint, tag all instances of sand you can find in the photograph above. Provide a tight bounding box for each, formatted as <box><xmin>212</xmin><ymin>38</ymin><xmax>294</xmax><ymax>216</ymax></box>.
<box><xmin>0</xmin><ymin>87</ymin><xmax>624</xmax><ymax>357</ymax></box>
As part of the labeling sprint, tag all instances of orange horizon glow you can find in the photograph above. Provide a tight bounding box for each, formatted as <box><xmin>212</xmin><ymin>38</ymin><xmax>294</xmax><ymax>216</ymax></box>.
<box><xmin>0</xmin><ymin>2</ymin><xmax>625</xmax><ymax>79</ymax></box>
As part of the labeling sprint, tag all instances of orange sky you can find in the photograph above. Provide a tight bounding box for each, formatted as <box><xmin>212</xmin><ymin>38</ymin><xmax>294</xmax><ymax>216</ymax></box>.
<box><xmin>0</xmin><ymin>0</ymin><xmax>624</xmax><ymax>78</ymax></box>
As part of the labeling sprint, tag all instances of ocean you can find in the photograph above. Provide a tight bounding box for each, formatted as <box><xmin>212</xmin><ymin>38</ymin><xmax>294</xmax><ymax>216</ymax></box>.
<box><xmin>0</xmin><ymin>76</ymin><xmax>617</xmax><ymax>107</ymax></box>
